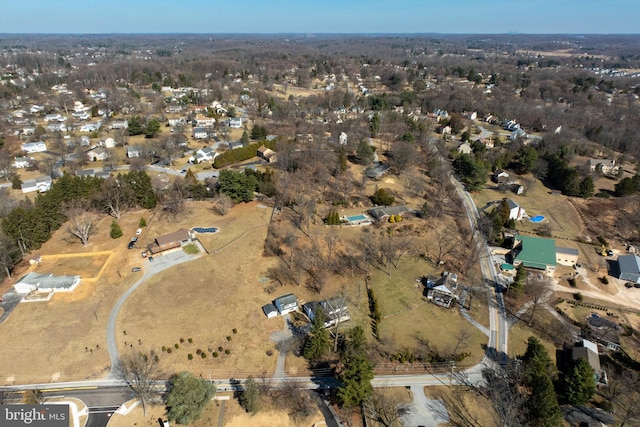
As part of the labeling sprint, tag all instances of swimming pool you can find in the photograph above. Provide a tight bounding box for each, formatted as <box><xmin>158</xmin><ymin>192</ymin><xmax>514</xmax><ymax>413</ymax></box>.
<box><xmin>529</xmin><ymin>215</ymin><xmax>545</xmax><ymax>223</ymax></box>
<box><xmin>192</xmin><ymin>227</ymin><xmax>218</xmax><ymax>233</ymax></box>
<box><xmin>347</xmin><ymin>214</ymin><xmax>367</xmax><ymax>222</ymax></box>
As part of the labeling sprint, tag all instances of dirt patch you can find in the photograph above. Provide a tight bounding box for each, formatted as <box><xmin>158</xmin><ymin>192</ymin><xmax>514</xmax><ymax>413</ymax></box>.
<box><xmin>32</xmin><ymin>252</ymin><xmax>112</xmax><ymax>279</ymax></box>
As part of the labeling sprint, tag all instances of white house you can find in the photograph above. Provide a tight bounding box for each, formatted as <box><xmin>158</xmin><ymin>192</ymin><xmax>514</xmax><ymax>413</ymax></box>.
<box><xmin>274</xmin><ymin>293</ymin><xmax>298</xmax><ymax>315</ymax></box>
<box><xmin>110</xmin><ymin>120</ymin><xmax>129</xmax><ymax>130</ymax></box>
<box><xmin>339</xmin><ymin>131</ymin><xmax>348</xmax><ymax>145</ymax></box>
<box><xmin>87</xmin><ymin>147</ymin><xmax>109</xmax><ymax>162</ymax></box>
<box><xmin>127</xmin><ymin>145</ymin><xmax>141</xmax><ymax>158</ymax></box>
<box><xmin>13</xmin><ymin>272</ymin><xmax>80</xmax><ymax>294</ymax></box>
<box><xmin>46</xmin><ymin>123</ymin><xmax>67</xmax><ymax>132</ymax></box>
<box><xmin>192</xmin><ymin>127</ymin><xmax>208</xmax><ymax>139</ymax></box>
<box><xmin>303</xmin><ymin>295</ymin><xmax>350</xmax><ymax>328</ymax></box>
<box><xmin>228</xmin><ymin>117</ymin><xmax>242</xmax><ymax>128</ymax></box>
<box><xmin>102</xmin><ymin>137</ymin><xmax>116</xmax><ymax>148</ymax></box>
<box><xmin>506</xmin><ymin>198</ymin><xmax>526</xmax><ymax>221</ymax></box>
<box><xmin>587</xmin><ymin>159</ymin><xmax>619</xmax><ymax>176</ymax></box>
<box><xmin>80</xmin><ymin>122</ymin><xmax>101</xmax><ymax>133</ymax></box>
<box><xmin>44</xmin><ymin>113</ymin><xmax>66</xmax><ymax>122</ymax></box>
<box><xmin>192</xmin><ymin>146</ymin><xmax>216</xmax><ymax>163</ymax></box>
<box><xmin>22</xmin><ymin>127</ymin><xmax>36</xmax><ymax>136</ymax></box>
<box><xmin>14</xmin><ymin>156</ymin><xmax>32</xmax><ymax>169</ymax></box>
<box><xmin>21</xmin><ymin>176</ymin><xmax>52</xmax><ymax>193</ymax></box>
<box><xmin>21</xmin><ymin>141</ymin><xmax>47</xmax><ymax>154</ymax></box>
<box><xmin>457</xmin><ymin>142</ymin><xmax>473</xmax><ymax>155</ymax></box>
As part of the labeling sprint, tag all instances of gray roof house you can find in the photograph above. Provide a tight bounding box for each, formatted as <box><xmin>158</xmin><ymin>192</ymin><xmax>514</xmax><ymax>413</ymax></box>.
<box><xmin>368</xmin><ymin>205</ymin><xmax>409</xmax><ymax>222</ymax></box>
<box><xmin>274</xmin><ymin>293</ymin><xmax>298</xmax><ymax>315</ymax></box>
<box><xmin>14</xmin><ymin>272</ymin><xmax>81</xmax><ymax>294</ymax></box>
<box><xmin>303</xmin><ymin>295</ymin><xmax>350</xmax><ymax>328</ymax></box>
<box><xmin>615</xmin><ymin>254</ymin><xmax>640</xmax><ymax>283</ymax></box>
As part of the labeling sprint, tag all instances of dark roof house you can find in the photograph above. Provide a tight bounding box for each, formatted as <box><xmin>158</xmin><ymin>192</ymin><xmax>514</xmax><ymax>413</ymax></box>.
<box><xmin>368</xmin><ymin>205</ymin><xmax>409</xmax><ymax>222</ymax></box>
<box><xmin>148</xmin><ymin>228</ymin><xmax>193</xmax><ymax>255</ymax></box>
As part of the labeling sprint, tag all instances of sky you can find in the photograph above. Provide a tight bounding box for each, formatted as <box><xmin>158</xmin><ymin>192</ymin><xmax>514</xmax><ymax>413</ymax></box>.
<box><xmin>0</xmin><ymin>0</ymin><xmax>638</xmax><ymax>34</ymax></box>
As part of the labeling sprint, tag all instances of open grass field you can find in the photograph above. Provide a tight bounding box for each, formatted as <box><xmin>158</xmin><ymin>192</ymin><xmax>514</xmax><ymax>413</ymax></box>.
<box><xmin>32</xmin><ymin>252</ymin><xmax>112</xmax><ymax>279</ymax></box>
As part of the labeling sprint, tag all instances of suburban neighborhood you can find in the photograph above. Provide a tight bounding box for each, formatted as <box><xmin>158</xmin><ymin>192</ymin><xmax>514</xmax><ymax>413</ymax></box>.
<box><xmin>0</xmin><ymin>28</ymin><xmax>639</xmax><ymax>427</ymax></box>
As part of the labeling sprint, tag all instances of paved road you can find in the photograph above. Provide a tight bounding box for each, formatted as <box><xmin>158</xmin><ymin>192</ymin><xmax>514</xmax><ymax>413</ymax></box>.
<box><xmin>0</xmin><ymin>289</ymin><xmax>23</xmax><ymax>324</ymax></box>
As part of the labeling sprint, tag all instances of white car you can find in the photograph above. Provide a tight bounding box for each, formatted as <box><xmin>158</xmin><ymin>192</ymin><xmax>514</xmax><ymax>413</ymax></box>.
<box><xmin>136</xmin><ymin>228</ymin><xmax>142</xmax><ymax>235</ymax></box>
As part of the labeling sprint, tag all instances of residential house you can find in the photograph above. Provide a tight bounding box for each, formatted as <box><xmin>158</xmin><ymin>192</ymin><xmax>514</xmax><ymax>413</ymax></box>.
<box><xmin>192</xmin><ymin>127</ymin><xmax>208</xmax><ymax>139</ymax></box>
<box><xmin>368</xmin><ymin>205</ymin><xmax>410</xmax><ymax>222</ymax></box>
<box><xmin>126</xmin><ymin>145</ymin><xmax>141</xmax><ymax>158</ymax></box>
<box><xmin>147</xmin><ymin>228</ymin><xmax>194</xmax><ymax>255</ymax></box>
<box><xmin>46</xmin><ymin>123</ymin><xmax>67</xmax><ymax>133</ymax></box>
<box><xmin>194</xmin><ymin>114</ymin><xmax>215</xmax><ymax>127</ymax></box>
<box><xmin>44</xmin><ymin>113</ymin><xmax>65</xmax><ymax>122</ymax></box>
<box><xmin>586</xmin><ymin>159</ymin><xmax>619</xmax><ymax>176</ymax></box>
<box><xmin>87</xmin><ymin>147</ymin><xmax>109</xmax><ymax>162</ymax></box>
<box><xmin>427</xmin><ymin>284</ymin><xmax>458</xmax><ymax>308</ymax></box>
<box><xmin>432</xmin><ymin>108</ymin><xmax>449</xmax><ymax>121</ymax></box>
<box><xmin>21</xmin><ymin>176</ymin><xmax>52</xmax><ymax>193</ymax></box>
<box><xmin>228</xmin><ymin>117</ymin><xmax>243</xmax><ymax>128</ymax></box>
<box><xmin>457</xmin><ymin>142</ymin><xmax>472</xmax><ymax>155</ymax></box>
<box><xmin>102</xmin><ymin>137</ymin><xmax>116</xmax><ymax>148</ymax></box>
<box><xmin>13</xmin><ymin>272</ymin><xmax>80</xmax><ymax>294</ymax></box>
<box><xmin>505</xmin><ymin>198</ymin><xmax>526</xmax><ymax>221</ymax></box>
<box><xmin>510</xmin><ymin>128</ymin><xmax>527</xmax><ymax>141</ymax></box>
<box><xmin>274</xmin><ymin>293</ymin><xmax>298</xmax><ymax>315</ymax></box>
<box><xmin>492</xmin><ymin>169</ymin><xmax>510</xmax><ymax>183</ymax></box>
<box><xmin>257</xmin><ymin>145</ymin><xmax>276</xmax><ymax>163</ymax></box>
<box><xmin>21</xmin><ymin>141</ymin><xmax>47</xmax><ymax>154</ymax></box>
<box><xmin>109</xmin><ymin>120</ymin><xmax>129</xmax><ymax>130</ymax></box>
<box><xmin>193</xmin><ymin>146</ymin><xmax>216</xmax><ymax>163</ymax></box>
<box><xmin>511</xmin><ymin>234</ymin><xmax>556</xmax><ymax>275</ymax></box>
<box><xmin>557</xmin><ymin>339</ymin><xmax>607</xmax><ymax>385</ymax></box>
<box><xmin>556</xmin><ymin>247</ymin><xmax>579</xmax><ymax>267</ymax></box>
<box><xmin>80</xmin><ymin>122</ymin><xmax>101</xmax><ymax>133</ymax></box>
<box><xmin>29</xmin><ymin>105</ymin><xmax>44</xmax><ymax>114</ymax></box>
<box><xmin>303</xmin><ymin>295</ymin><xmax>351</xmax><ymax>328</ymax></box>
<box><xmin>365</xmin><ymin>162</ymin><xmax>391</xmax><ymax>180</ymax></box>
<box><xmin>614</xmin><ymin>254</ymin><xmax>640</xmax><ymax>283</ymax></box>
<box><xmin>22</xmin><ymin>127</ymin><xmax>36</xmax><ymax>136</ymax></box>
<box><xmin>13</xmin><ymin>156</ymin><xmax>32</xmax><ymax>169</ymax></box>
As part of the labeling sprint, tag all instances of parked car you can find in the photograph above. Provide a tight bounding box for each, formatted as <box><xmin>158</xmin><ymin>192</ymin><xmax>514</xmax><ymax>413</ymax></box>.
<box><xmin>148</xmin><ymin>256</ymin><xmax>154</xmax><ymax>262</ymax></box>
<box><xmin>132</xmin><ymin>267</ymin><xmax>141</xmax><ymax>272</ymax></box>
<box><xmin>128</xmin><ymin>236</ymin><xmax>139</xmax><ymax>249</ymax></box>
<box><xmin>136</xmin><ymin>228</ymin><xmax>142</xmax><ymax>235</ymax></box>
<box><xmin>625</xmin><ymin>282</ymin><xmax>634</xmax><ymax>288</ymax></box>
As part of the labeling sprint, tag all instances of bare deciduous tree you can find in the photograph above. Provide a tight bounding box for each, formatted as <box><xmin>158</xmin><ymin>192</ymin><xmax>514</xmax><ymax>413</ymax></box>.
<box><xmin>66</xmin><ymin>201</ymin><xmax>99</xmax><ymax>245</ymax></box>
<box><xmin>99</xmin><ymin>177</ymin><xmax>132</xmax><ymax>219</ymax></box>
<box><xmin>364</xmin><ymin>387</ymin><xmax>410</xmax><ymax>427</ymax></box>
<box><xmin>213</xmin><ymin>193</ymin><xmax>233</xmax><ymax>216</ymax></box>
<box><xmin>115</xmin><ymin>350</ymin><xmax>162</xmax><ymax>416</ymax></box>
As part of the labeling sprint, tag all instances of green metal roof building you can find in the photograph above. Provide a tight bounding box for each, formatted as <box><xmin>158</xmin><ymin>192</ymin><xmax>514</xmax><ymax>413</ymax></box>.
<box><xmin>513</xmin><ymin>235</ymin><xmax>557</xmax><ymax>274</ymax></box>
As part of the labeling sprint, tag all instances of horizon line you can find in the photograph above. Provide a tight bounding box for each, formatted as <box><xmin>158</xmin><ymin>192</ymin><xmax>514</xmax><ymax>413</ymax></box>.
<box><xmin>1</xmin><ymin>32</ymin><xmax>639</xmax><ymax>37</ymax></box>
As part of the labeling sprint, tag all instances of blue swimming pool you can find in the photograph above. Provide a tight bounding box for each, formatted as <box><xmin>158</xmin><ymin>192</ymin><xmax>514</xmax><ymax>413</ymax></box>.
<box><xmin>529</xmin><ymin>215</ymin><xmax>545</xmax><ymax>223</ymax></box>
<box><xmin>192</xmin><ymin>227</ymin><xmax>218</xmax><ymax>233</ymax></box>
<box><xmin>347</xmin><ymin>214</ymin><xmax>367</xmax><ymax>221</ymax></box>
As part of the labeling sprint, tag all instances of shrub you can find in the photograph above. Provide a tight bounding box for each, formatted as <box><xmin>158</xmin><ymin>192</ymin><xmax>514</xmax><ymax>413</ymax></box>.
<box><xmin>218</xmin><ymin>346</ymin><xmax>223</xmax><ymax>352</ymax></box>
<box><xmin>188</xmin><ymin>338</ymin><xmax>193</xmax><ymax>343</ymax></box>
<box><xmin>188</xmin><ymin>354</ymin><xmax>193</xmax><ymax>360</ymax></box>
<box><xmin>139</xmin><ymin>217</ymin><xmax>147</xmax><ymax>228</ymax></box>
<box><xmin>175</xmin><ymin>343</ymin><xmax>179</xmax><ymax>349</ymax></box>
<box><xmin>162</xmin><ymin>346</ymin><xmax>167</xmax><ymax>352</ymax></box>
<box><xmin>110</xmin><ymin>220</ymin><xmax>123</xmax><ymax>239</ymax></box>
<box><xmin>600</xmin><ymin>276</ymin><xmax>609</xmax><ymax>284</ymax></box>
<box><xmin>167</xmin><ymin>348</ymin><xmax>172</xmax><ymax>354</ymax></box>
<box><xmin>213</xmin><ymin>352</ymin><xmax>218</xmax><ymax>358</ymax></box>
<box><xmin>573</xmin><ymin>292</ymin><xmax>583</xmax><ymax>301</ymax></box>
<box><xmin>226</xmin><ymin>336</ymin><xmax>232</xmax><ymax>341</ymax></box>
<box><xmin>372</xmin><ymin>187</ymin><xmax>395</xmax><ymax>206</ymax></box>
<box><xmin>568</xmin><ymin>277</ymin><xmax>576</xmax><ymax>287</ymax></box>
<box><xmin>180</xmin><ymin>338</ymin><xmax>185</xmax><ymax>343</ymax></box>
<box><xmin>201</xmin><ymin>352</ymin><xmax>207</xmax><ymax>358</ymax></box>
<box><xmin>232</xmin><ymin>328</ymin><xmax>238</xmax><ymax>334</ymax></box>
<box><xmin>154</xmin><ymin>354</ymin><xmax>159</xmax><ymax>362</ymax></box>
<box><xmin>196</xmin><ymin>349</ymin><xmax>202</xmax><ymax>355</ymax></box>
<box><xmin>266</xmin><ymin>349</ymin><xmax>273</xmax><ymax>356</ymax></box>
<box><xmin>225</xmin><ymin>349</ymin><xmax>231</xmax><ymax>355</ymax></box>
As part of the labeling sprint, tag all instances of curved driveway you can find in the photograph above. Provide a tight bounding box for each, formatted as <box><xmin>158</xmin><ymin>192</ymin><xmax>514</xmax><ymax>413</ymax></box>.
<box><xmin>106</xmin><ymin>249</ymin><xmax>202</xmax><ymax>377</ymax></box>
